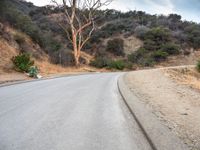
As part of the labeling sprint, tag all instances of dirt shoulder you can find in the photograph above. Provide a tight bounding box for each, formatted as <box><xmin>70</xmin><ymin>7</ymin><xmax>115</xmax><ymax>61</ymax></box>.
<box><xmin>0</xmin><ymin>72</ymin><xmax>31</xmax><ymax>84</ymax></box>
<box><xmin>124</xmin><ymin>67</ymin><xmax>200</xmax><ymax>150</ymax></box>
<box><xmin>0</xmin><ymin>65</ymin><xmax>106</xmax><ymax>85</ymax></box>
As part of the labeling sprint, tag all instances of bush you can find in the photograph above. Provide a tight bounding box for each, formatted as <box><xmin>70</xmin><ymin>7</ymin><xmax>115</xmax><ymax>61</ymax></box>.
<box><xmin>152</xmin><ymin>50</ymin><xmax>168</xmax><ymax>61</ymax></box>
<box><xmin>90</xmin><ymin>57</ymin><xmax>132</xmax><ymax>70</ymax></box>
<box><xmin>161</xmin><ymin>43</ymin><xmax>180</xmax><ymax>55</ymax></box>
<box><xmin>134</xmin><ymin>25</ymin><xmax>150</xmax><ymax>39</ymax></box>
<box><xmin>128</xmin><ymin>47</ymin><xmax>147</xmax><ymax>63</ymax></box>
<box><xmin>108</xmin><ymin>60</ymin><xmax>125</xmax><ymax>70</ymax></box>
<box><xmin>106</xmin><ymin>38</ymin><xmax>124</xmax><ymax>56</ymax></box>
<box><xmin>143</xmin><ymin>27</ymin><xmax>171</xmax><ymax>51</ymax></box>
<box><xmin>184</xmin><ymin>24</ymin><xmax>200</xmax><ymax>49</ymax></box>
<box><xmin>144</xmin><ymin>27</ymin><xmax>171</xmax><ymax>43</ymax></box>
<box><xmin>90</xmin><ymin>57</ymin><xmax>110</xmax><ymax>68</ymax></box>
<box><xmin>142</xmin><ymin>57</ymin><xmax>155</xmax><ymax>67</ymax></box>
<box><xmin>12</xmin><ymin>53</ymin><xmax>34</xmax><ymax>72</ymax></box>
<box><xmin>128</xmin><ymin>48</ymin><xmax>156</xmax><ymax>66</ymax></box>
<box><xmin>196</xmin><ymin>60</ymin><xmax>200</xmax><ymax>72</ymax></box>
<box><xmin>124</xmin><ymin>61</ymin><xmax>133</xmax><ymax>69</ymax></box>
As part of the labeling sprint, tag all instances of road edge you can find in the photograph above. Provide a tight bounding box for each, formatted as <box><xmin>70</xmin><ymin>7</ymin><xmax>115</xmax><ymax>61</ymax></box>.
<box><xmin>117</xmin><ymin>73</ymin><xmax>189</xmax><ymax>150</ymax></box>
<box><xmin>0</xmin><ymin>72</ymin><xmax>93</xmax><ymax>88</ymax></box>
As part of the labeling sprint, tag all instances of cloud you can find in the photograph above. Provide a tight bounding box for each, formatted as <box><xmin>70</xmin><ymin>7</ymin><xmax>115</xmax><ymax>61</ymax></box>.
<box><xmin>142</xmin><ymin>0</ymin><xmax>175</xmax><ymax>14</ymax></box>
<box><xmin>107</xmin><ymin>0</ymin><xmax>200</xmax><ymax>22</ymax></box>
<box><xmin>26</xmin><ymin>0</ymin><xmax>200</xmax><ymax>22</ymax></box>
<box><xmin>106</xmin><ymin>0</ymin><xmax>175</xmax><ymax>14</ymax></box>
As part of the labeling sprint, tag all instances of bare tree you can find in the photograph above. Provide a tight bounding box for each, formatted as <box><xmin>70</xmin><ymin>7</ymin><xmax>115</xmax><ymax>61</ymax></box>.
<box><xmin>51</xmin><ymin>0</ymin><xmax>112</xmax><ymax>66</ymax></box>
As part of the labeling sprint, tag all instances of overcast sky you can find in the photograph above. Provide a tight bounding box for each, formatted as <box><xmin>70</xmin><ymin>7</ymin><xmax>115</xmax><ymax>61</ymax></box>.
<box><xmin>27</xmin><ymin>0</ymin><xmax>200</xmax><ymax>23</ymax></box>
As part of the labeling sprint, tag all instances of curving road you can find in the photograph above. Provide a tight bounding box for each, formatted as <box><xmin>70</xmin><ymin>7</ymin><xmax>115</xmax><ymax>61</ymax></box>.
<box><xmin>0</xmin><ymin>73</ymin><xmax>152</xmax><ymax>150</ymax></box>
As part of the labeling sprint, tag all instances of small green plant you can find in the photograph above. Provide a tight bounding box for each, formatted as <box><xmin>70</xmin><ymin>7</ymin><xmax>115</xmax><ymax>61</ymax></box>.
<box><xmin>106</xmin><ymin>38</ymin><xmax>125</xmax><ymax>56</ymax></box>
<box><xmin>128</xmin><ymin>48</ymin><xmax>147</xmax><ymax>63</ymax></box>
<box><xmin>108</xmin><ymin>60</ymin><xmax>125</xmax><ymax>70</ymax></box>
<box><xmin>152</xmin><ymin>50</ymin><xmax>169</xmax><ymax>61</ymax></box>
<box><xmin>196</xmin><ymin>60</ymin><xmax>200</xmax><ymax>72</ymax></box>
<box><xmin>161</xmin><ymin>43</ymin><xmax>180</xmax><ymax>55</ymax></box>
<box><xmin>28</xmin><ymin>66</ymin><xmax>39</xmax><ymax>78</ymax></box>
<box><xmin>12</xmin><ymin>53</ymin><xmax>34</xmax><ymax>72</ymax></box>
<box><xmin>90</xmin><ymin>57</ymin><xmax>133</xmax><ymax>70</ymax></box>
<box><xmin>124</xmin><ymin>61</ymin><xmax>133</xmax><ymax>69</ymax></box>
<box><xmin>141</xmin><ymin>57</ymin><xmax>155</xmax><ymax>67</ymax></box>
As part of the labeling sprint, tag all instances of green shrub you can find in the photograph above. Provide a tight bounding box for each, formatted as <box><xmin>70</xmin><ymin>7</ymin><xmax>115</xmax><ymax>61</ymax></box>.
<box><xmin>124</xmin><ymin>61</ymin><xmax>133</xmax><ymax>69</ymax></box>
<box><xmin>108</xmin><ymin>60</ymin><xmax>125</xmax><ymax>70</ymax></box>
<box><xmin>196</xmin><ymin>60</ymin><xmax>200</xmax><ymax>72</ymax></box>
<box><xmin>141</xmin><ymin>57</ymin><xmax>155</xmax><ymax>67</ymax></box>
<box><xmin>134</xmin><ymin>25</ymin><xmax>150</xmax><ymax>39</ymax></box>
<box><xmin>161</xmin><ymin>43</ymin><xmax>180</xmax><ymax>55</ymax></box>
<box><xmin>106</xmin><ymin>38</ymin><xmax>124</xmax><ymax>56</ymax></box>
<box><xmin>128</xmin><ymin>48</ymin><xmax>147</xmax><ymax>63</ymax></box>
<box><xmin>152</xmin><ymin>50</ymin><xmax>168</xmax><ymax>61</ymax></box>
<box><xmin>143</xmin><ymin>27</ymin><xmax>171</xmax><ymax>51</ymax></box>
<box><xmin>12</xmin><ymin>53</ymin><xmax>34</xmax><ymax>72</ymax></box>
<box><xmin>144</xmin><ymin>27</ymin><xmax>171</xmax><ymax>43</ymax></box>
<box><xmin>143</xmin><ymin>39</ymin><xmax>158</xmax><ymax>51</ymax></box>
<box><xmin>28</xmin><ymin>66</ymin><xmax>39</xmax><ymax>78</ymax></box>
<box><xmin>184</xmin><ymin>24</ymin><xmax>200</xmax><ymax>49</ymax></box>
<box><xmin>49</xmin><ymin>39</ymin><xmax>62</xmax><ymax>52</ymax></box>
<box><xmin>90</xmin><ymin>57</ymin><xmax>110</xmax><ymax>68</ymax></box>
<box><xmin>90</xmin><ymin>57</ymin><xmax>132</xmax><ymax>70</ymax></box>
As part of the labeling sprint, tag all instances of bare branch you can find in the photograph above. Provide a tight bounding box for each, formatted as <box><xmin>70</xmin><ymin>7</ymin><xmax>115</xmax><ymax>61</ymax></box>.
<box><xmin>58</xmin><ymin>23</ymin><xmax>73</xmax><ymax>43</ymax></box>
<box><xmin>80</xmin><ymin>19</ymin><xmax>95</xmax><ymax>50</ymax></box>
<box><xmin>52</xmin><ymin>0</ymin><xmax>113</xmax><ymax>66</ymax></box>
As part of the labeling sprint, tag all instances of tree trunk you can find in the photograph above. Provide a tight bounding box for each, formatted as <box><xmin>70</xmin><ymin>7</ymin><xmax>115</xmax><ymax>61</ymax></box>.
<box><xmin>74</xmin><ymin>53</ymin><xmax>80</xmax><ymax>67</ymax></box>
<box><xmin>72</xmin><ymin>31</ymin><xmax>80</xmax><ymax>67</ymax></box>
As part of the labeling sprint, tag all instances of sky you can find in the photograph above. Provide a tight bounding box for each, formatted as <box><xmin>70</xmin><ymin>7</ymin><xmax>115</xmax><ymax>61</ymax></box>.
<box><xmin>27</xmin><ymin>0</ymin><xmax>200</xmax><ymax>23</ymax></box>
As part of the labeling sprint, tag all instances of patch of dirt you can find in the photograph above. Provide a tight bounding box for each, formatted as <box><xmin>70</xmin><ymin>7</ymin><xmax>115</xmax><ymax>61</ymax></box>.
<box><xmin>125</xmin><ymin>67</ymin><xmax>200</xmax><ymax>150</ymax></box>
<box><xmin>123</xmin><ymin>36</ymin><xmax>143</xmax><ymax>55</ymax></box>
<box><xmin>102</xmin><ymin>35</ymin><xmax>143</xmax><ymax>56</ymax></box>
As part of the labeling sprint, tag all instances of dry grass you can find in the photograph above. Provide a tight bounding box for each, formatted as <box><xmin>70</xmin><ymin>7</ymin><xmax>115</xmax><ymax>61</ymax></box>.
<box><xmin>164</xmin><ymin>67</ymin><xmax>200</xmax><ymax>90</ymax></box>
<box><xmin>0</xmin><ymin>38</ymin><xmax>18</xmax><ymax>73</ymax></box>
<box><xmin>159</xmin><ymin>51</ymin><xmax>200</xmax><ymax>67</ymax></box>
<box><xmin>35</xmin><ymin>60</ymin><xmax>99</xmax><ymax>76</ymax></box>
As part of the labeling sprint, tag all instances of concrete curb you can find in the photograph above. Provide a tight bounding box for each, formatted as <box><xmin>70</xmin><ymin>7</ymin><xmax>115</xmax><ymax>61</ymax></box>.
<box><xmin>117</xmin><ymin>74</ymin><xmax>189</xmax><ymax>150</ymax></box>
<box><xmin>0</xmin><ymin>72</ymin><xmax>94</xmax><ymax>88</ymax></box>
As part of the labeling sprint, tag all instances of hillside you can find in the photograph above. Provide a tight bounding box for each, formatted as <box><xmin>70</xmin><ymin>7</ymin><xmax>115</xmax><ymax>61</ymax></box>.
<box><xmin>0</xmin><ymin>0</ymin><xmax>200</xmax><ymax>80</ymax></box>
<box><xmin>0</xmin><ymin>22</ymin><xmax>94</xmax><ymax>82</ymax></box>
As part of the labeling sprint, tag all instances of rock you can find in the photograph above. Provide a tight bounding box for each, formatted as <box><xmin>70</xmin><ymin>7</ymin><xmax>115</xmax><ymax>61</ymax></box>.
<box><xmin>36</xmin><ymin>74</ymin><xmax>42</xmax><ymax>79</ymax></box>
<box><xmin>181</xmin><ymin>113</ymin><xmax>188</xmax><ymax>116</ymax></box>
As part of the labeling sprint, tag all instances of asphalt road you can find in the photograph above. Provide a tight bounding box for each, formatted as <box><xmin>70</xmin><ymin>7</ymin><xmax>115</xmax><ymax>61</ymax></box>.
<box><xmin>0</xmin><ymin>73</ymin><xmax>152</xmax><ymax>150</ymax></box>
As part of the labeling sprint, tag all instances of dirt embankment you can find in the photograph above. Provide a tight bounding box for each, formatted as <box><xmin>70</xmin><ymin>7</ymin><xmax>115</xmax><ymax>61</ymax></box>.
<box><xmin>124</xmin><ymin>67</ymin><xmax>200</xmax><ymax>150</ymax></box>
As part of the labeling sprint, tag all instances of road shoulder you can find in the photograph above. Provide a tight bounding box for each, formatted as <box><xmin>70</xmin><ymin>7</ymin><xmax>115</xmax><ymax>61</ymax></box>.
<box><xmin>0</xmin><ymin>72</ymin><xmax>92</xmax><ymax>87</ymax></box>
<box><xmin>118</xmin><ymin>72</ymin><xmax>189</xmax><ymax>150</ymax></box>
